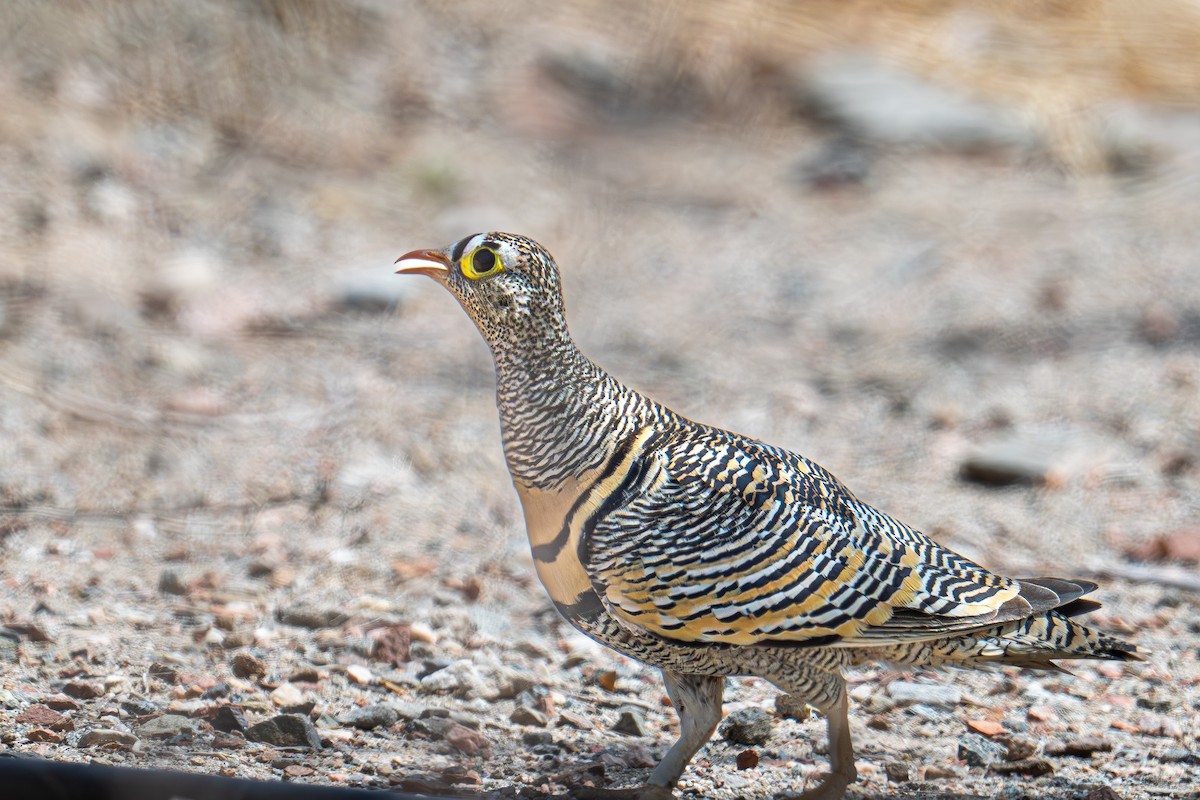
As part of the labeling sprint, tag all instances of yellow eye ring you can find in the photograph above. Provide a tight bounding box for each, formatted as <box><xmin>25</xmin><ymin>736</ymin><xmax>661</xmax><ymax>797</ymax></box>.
<box><xmin>461</xmin><ymin>246</ymin><xmax>504</xmax><ymax>280</ymax></box>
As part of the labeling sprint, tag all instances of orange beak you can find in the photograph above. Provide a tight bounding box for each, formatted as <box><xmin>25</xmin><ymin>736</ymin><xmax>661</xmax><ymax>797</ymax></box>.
<box><xmin>394</xmin><ymin>248</ymin><xmax>451</xmax><ymax>278</ymax></box>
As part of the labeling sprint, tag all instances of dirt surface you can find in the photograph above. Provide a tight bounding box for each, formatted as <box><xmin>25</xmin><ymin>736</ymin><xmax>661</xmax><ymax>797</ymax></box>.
<box><xmin>1</xmin><ymin>2</ymin><xmax>1198</xmax><ymax>798</ymax></box>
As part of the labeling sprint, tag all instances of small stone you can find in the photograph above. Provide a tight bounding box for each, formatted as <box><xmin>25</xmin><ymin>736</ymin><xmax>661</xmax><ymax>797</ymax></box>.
<box><xmin>270</xmin><ymin>683</ymin><xmax>306</xmax><ymax>709</ymax></box>
<box><xmin>78</xmin><ymin>729</ymin><xmax>139</xmax><ymax>748</ymax></box>
<box><xmin>1027</xmin><ymin>705</ymin><xmax>1055</xmax><ymax>722</ymax></box>
<box><xmin>523</xmin><ymin>730</ymin><xmax>554</xmax><ymax>746</ymax></box>
<box><xmin>958</xmin><ymin>733</ymin><xmax>1008</xmax><ymax>767</ymax></box>
<box><xmin>61</xmin><ymin>681</ymin><xmax>103</xmax><ymax>700</ymax></box>
<box><xmin>966</xmin><ymin>719</ymin><xmax>1006</xmax><ymax>737</ymax></box>
<box><xmin>990</xmin><ymin>758</ymin><xmax>1054</xmax><ymax>777</ymax></box>
<box><xmin>923</xmin><ymin>764</ymin><xmax>963</xmax><ymax>780</ymax></box>
<box><xmin>211</xmin><ymin>706</ymin><xmax>249</xmax><ymax>734</ymax></box>
<box><xmin>369</xmin><ymin>623</ymin><xmax>411</xmax><ymax>666</ymax></box>
<box><xmin>231</xmin><ymin>652</ymin><xmax>267</xmax><ymax>679</ymax></box>
<box><xmin>774</xmin><ymin>694</ymin><xmax>812</xmax><ymax>722</ymax></box>
<box><xmin>341</xmin><ymin>704</ymin><xmax>399</xmax><ymax>731</ymax></box>
<box><xmin>137</xmin><ymin>714</ymin><xmax>193</xmax><ymax>739</ymax></box>
<box><xmin>720</xmin><ymin>707</ymin><xmax>773</xmax><ymax>746</ymax></box>
<box><xmin>960</xmin><ymin>429</ymin><xmax>1083</xmax><ymax>486</ymax></box>
<box><xmin>276</xmin><ymin>606</ymin><xmax>348</xmax><ymax>629</ymax></box>
<box><xmin>283</xmin><ymin>765</ymin><xmax>315</xmax><ymax>778</ymax></box>
<box><xmin>596</xmin><ymin>670</ymin><xmax>618</xmax><ymax>692</ymax></box>
<box><xmin>611</xmin><ymin>706</ymin><xmax>648</xmax><ymax>737</ymax></box>
<box><xmin>16</xmin><ymin>704</ymin><xmax>65</xmax><ymax>727</ymax></box>
<box><xmin>1046</xmin><ymin>736</ymin><xmax>1113</xmax><ymax>757</ymax></box>
<box><xmin>884</xmin><ymin>761</ymin><xmax>912</xmax><ymax>782</ymax></box>
<box><xmin>212</xmin><ymin>731</ymin><xmax>245</xmax><ymax>749</ymax></box>
<box><xmin>41</xmin><ymin>695</ymin><xmax>82</xmax><ymax>711</ymax></box>
<box><xmin>245</xmin><ymin>714</ymin><xmax>322</xmax><ymax>751</ymax></box>
<box><xmin>557</xmin><ymin>709</ymin><xmax>594</xmax><ymax>730</ymax></box>
<box><xmin>158</xmin><ymin>569</ymin><xmax>187</xmax><ymax>596</ymax></box>
<box><xmin>509</xmin><ymin>706</ymin><xmax>548</xmax><ymax>727</ymax></box>
<box><xmin>26</xmin><ymin>728</ymin><xmax>63</xmax><ymax>743</ymax></box>
<box><xmin>1082</xmin><ymin>788</ymin><xmax>1121</xmax><ymax>800</ymax></box>
<box><xmin>998</xmin><ymin>734</ymin><xmax>1037</xmax><ymax>762</ymax></box>
<box><xmin>345</xmin><ymin>664</ymin><xmax>373</xmax><ymax>685</ymax></box>
<box><xmin>866</xmin><ymin>713</ymin><xmax>891</xmax><ymax>731</ymax></box>
<box><xmin>444</xmin><ymin>724</ymin><xmax>491</xmax><ymax>757</ymax></box>
<box><xmin>1161</xmin><ymin>747</ymin><xmax>1200</xmax><ymax>765</ymax></box>
<box><xmin>120</xmin><ymin>699</ymin><xmax>160</xmax><ymax>717</ymax></box>
<box><xmin>736</xmin><ymin>749</ymin><xmax>759</xmax><ymax>770</ymax></box>
<box><xmin>886</xmin><ymin>681</ymin><xmax>961</xmax><ymax>707</ymax></box>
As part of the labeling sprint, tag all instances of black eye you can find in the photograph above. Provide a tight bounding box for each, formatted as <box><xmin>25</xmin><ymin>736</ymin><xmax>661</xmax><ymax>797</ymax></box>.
<box><xmin>473</xmin><ymin>248</ymin><xmax>496</xmax><ymax>272</ymax></box>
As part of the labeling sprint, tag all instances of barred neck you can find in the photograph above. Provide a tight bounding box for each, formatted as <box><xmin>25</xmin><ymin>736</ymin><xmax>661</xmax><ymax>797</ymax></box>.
<box><xmin>490</xmin><ymin>335</ymin><xmax>645</xmax><ymax>489</ymax></box>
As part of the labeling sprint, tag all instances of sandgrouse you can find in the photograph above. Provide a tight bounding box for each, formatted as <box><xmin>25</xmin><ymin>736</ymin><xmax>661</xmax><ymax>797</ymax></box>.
<box><xmin>395</xmin><ymin>232</ymin><xmax>1141</xmax><ymax>800</ymax></box>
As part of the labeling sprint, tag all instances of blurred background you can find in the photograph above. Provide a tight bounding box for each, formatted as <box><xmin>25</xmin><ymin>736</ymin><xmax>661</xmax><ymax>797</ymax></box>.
<box><xmin>0</xmin><ymin>1</ymin><xmax>1197</xmax><ymax>795</ymax></box>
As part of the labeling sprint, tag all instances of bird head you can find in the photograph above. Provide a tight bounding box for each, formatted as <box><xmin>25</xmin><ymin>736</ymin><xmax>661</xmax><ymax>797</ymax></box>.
<box><xmin>395</xmin><ymin>232</ymin><xmax>570</xmax><ymax>350</ymax></box>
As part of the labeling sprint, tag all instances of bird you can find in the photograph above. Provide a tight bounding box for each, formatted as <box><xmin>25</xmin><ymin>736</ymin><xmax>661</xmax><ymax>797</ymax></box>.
<box><xmin>394</xmin><ymin>232</ymin><xmax>1142</xmax><ymax>800</ymax></box>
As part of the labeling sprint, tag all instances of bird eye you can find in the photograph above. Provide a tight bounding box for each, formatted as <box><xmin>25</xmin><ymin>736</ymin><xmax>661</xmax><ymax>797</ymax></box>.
<box><xmin>461</xmin><ymin>246</ymin><xmax>503</xmax><ymax>280</ymax></box>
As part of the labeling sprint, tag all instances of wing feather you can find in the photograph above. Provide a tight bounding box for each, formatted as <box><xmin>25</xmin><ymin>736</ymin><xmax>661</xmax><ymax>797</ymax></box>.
<box><xmin>583</xmin><ymin>431</ymin><xmax>1025</xmax><ymax>647</ymax></box>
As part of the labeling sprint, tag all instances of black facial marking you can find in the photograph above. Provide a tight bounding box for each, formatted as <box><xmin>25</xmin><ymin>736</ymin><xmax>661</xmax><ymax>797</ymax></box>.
<box><xmin>473</xmin><ymin>247</ymin><xmax>496</xmax><ymax>273</ymax></box>
<box><xmin>451</xmin><ymin>234</ymin><xmax>476</xmax><ymax>263</ymax></box>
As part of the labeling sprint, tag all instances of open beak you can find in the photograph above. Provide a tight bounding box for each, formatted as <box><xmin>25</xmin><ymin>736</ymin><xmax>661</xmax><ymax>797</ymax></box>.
<box><xmin>395</xmin><ymin>248</ymin><xmax>451</xmax><ymax>278</ymax></box>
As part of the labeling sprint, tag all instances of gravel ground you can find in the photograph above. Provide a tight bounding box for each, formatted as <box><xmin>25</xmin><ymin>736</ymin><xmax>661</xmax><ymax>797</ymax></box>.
<box><xmin>1</xmin><ymin>3</ymin><xmax>1198</xmax><ymax>798</ymax></box>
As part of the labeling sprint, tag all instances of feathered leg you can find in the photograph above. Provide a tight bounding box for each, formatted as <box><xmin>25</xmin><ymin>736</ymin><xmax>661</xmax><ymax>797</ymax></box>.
<box><xmin>647</xmin><ymin>670</ymin><xmax>726</xmax><ymax>792</ymax></box>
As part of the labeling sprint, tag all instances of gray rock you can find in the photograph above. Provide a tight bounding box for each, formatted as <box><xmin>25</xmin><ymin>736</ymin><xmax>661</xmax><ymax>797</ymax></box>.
<box><xmin>719</xmin><ymin>707</ymin><xmax>773</xmax><ymax>746</ymax></box>
<box><xmin>245</xmin><ymin>714</ymin><xmax>322</xmax><ymax>751</ymax></box>
<box><xmin>522</xmin><ymin>730</ymin><xmax>555</xmax><ymax>746</ymax></box>
<box><xmin>960</xmin><ymin>428</ymin><xmax>1094</xmax><ymax>486</ymax></box>
<box><xmin>509</xmin><ymin>706</ymin><xmax>548</xmax><ymax>727</ymax></box>
<box><xmin>390</xmin><ymin>702</ymin><xmax>427</xmax><ymax>721</ymax></box>
<box><xmin>958</xmin><ymin>733</ymin><xmax>1007</xmax><ymax>767</ymax></box>
<box><xmin>611</xmin><ymin>706</ymin><xmax>648</xmax><ymax>737</ymax></box>
<box><xmin>211</xmin><ymin>706</ymin><xmax>249</xmax><ymax>734</ymax></box>
<box><xmin>137</xmin><ymin>714</ymin><xmax>193</xmax><ymax>739</ymax></box>
<box><xmin>795</xmin><ymin>52</ymin><xmax>1033</xmax><ymax>151</ymax></box>
<box><xmin>341</xmin><ymin>703</ymin><xmax>399</xmax><ymax>731</ymax></box>
<box><xmin>120</xmin><ymin>699</ymin><xmax>160</xmax><ymax>717</ymax></box>
<box><xmin>886</xmin><ymin>681</ymin><xmax>962</xmax><ymax>707</ymax></box>
<box><xmin>78</xmin><ymin>728</ymin><xmax>138</xmax><ymax>748</ymax></box>
<box><xmin>334</xmin><ymin>267</ymin><xmax>413</xmax><ymax>313</ymax></box>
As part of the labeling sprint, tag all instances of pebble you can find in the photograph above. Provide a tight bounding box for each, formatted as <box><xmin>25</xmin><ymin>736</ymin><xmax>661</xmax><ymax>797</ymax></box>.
<box><xmin>774</xmin><ymin>693</ymin><xmax>811</xmax><ymax>722</ymax></box>
<box><xmin>211</xmin><ymin>706</ymin><xmax>249</xmax><ymax>734</ymax></box>
<box><xmin>16</xmin><ymin>704</ymin><xmax>68</xmax><ymax>728</ymax></box>
<box><xmin>611</xmin><ymin>706</ymin><xmax>648</xmax><ymax>737</ymax></box>
<box><xmin>25</xmin><ymin>728</ymin><xmax>63</xmax><ymax>743</ymax></box>
<box><xmin>884</xmin><ymin>761</ymin><xmax>912</xmax><ymax>782</ymax></box>
<box><xmin>958</xmin><ymin>733</ymin><xmax>1008</xmax><ymax>767</ymax></box>
<box><xmin>61</xmin><ymin>681</ymin><xmax>104</xmax><ymax>700</ymax></box>
<box><xmin>959</xmin><ymin>429</ymin><xmax>1084</xmax><ymax>486</ymax></box>
<box><xmin>231</xmin><ymin>652</ymin><xmax>267</xmax><ymax>679</ymax></box>
<box><xmin>886</xmin><ymin>681</ymin><xmax>961</xmax><ymax>707</ymax></box>
<box><xmin>557</xmin><ymin>709</ymin><xmax>594</xmax><ymax>730</ymax></box>
<box><xmin>522</xmin><ymin>730</ymin><xmax>554</xmax><ymax>746</ymax></box>
<box><xmin>137</xmin><ymin>714</ymin><xmax>194</xmax><ymax>739</ymax></box>
<box><xmin>158</xmin><ymin>569</ymin><xmax>187</xmax><ymax>596</ymax></box>
<box><xmin>276</xmin><ymin>606</ymin><xmax>348</xmax><ymax>629</ymax></box>
<box><xmin>245</xmin><ymin>714</ymin><xmax>322</xmax><ymax>751</ymax></box>
<box><xmin>1046</xmin><ymin>736</ymin><xmax>1112</xmax><ymax>757</ymax></box>
<box><xmin>119</xmin><ymin>699</ymin><xmax>160</xmax><ymax>717</ymax></box>
<box><xmin>966</xmin><ymin>718</ymin><xmax>1005</xmax><ymax>737</ymax></box>
<box><xmin>341</xmin><ymin>704</ymin><xmax>399</xmax><ymax>731</ymax></box>
<box><xmin>78</xmin><ymin>729</ymin><xmax>139</xmax><ymax>748</ymax></box>
<box><xmin>345</xmin><ymin>664</ymin><xmax>373</xmax><ymax>686</ymax></box>
<box><xmin>735</xmin><ymin>749</ymin><xmax>759</xmax><ymax>770</ymax></box>
<box><xmin>269</xmin><ymin>683</ymin><xmax>306</xmax><ymax>709</ymax></box>
<box><xmin>444</xmin><ymin>723</ymin><xmax>491</xmax><ymax>757</ymax></box>
<box><xmin>998</xmin><ymin>734</ymin><xmax>1037</xmax><ymax>762</ymax></box>
<box><xmin>719</xmin><ymin>707</ymin><xmax>773</xmax><ymax>746</ymax></box>
<box><xmin>990</xmin><ymin>758</ymin><xmax>1054</xmax><ymax>777</ymax></box>
<box><xmin>509</xmin><ymin>706</ymin><xmax>549</xmax><ymax>727</ymax></box>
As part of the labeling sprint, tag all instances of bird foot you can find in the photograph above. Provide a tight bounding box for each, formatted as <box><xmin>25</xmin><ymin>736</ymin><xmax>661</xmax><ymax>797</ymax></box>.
<box><xmin>776</xmin><ymin>771</ymin><xmax>855</xmax><ymax>800</ymax></box>
<box><xmin>572</xmin><ymin>784</ymin><xmax>674</xmax><ymax>800</ymax></box>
